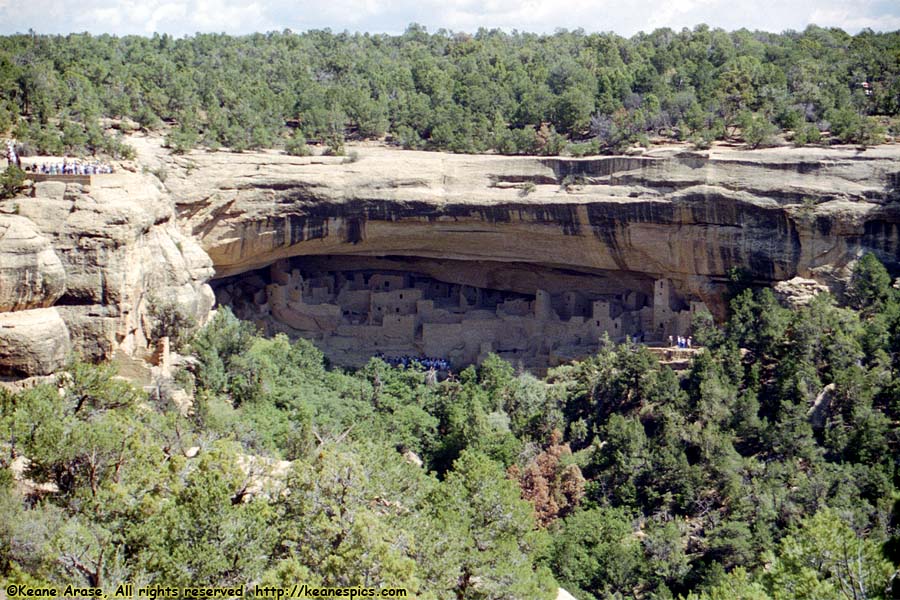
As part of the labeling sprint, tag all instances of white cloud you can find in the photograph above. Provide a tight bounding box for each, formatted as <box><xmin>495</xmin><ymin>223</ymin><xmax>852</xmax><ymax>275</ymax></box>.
<box><xmin>2</xmin><ymin>0</ymin><xmax>899</xmax><ymax>36</ymax></box>
<box><xmin>190</xmin><ymin>0</ymin><xmax>274</xmax><ymax>32</ymax></box>
<box><xmin>302</xmin><ymin>0</ymin><xmax>387</xmax><ymax>26</ymax></box>
<box><xmin>85</xmin><ymin>6</ymin><xmax>123</xmax><ymax>29</ymax></box>
<box><xmin>645</xmin><ymin>0</ymin><xmax>719</xmax><ymax>31</ymax></box>
<box><xmin>811</xmin><ymin>6</ymin><xmax>900</xmax><ymax>31</ymax></box>
<box><xmin>145</xmin><ymin>2</ymin><xmax>189</xmax><ymax>34</ymax></box>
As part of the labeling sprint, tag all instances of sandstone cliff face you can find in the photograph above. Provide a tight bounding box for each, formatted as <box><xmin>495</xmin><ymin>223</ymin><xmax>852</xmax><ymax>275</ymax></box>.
<box><xmin>0</xmin><ymin>214</ymin><xmax>66</xmax><ymax>311</ymax></box>
<box><xmin>0</xmin><ymin>171</ymin><xmax>214</xmax><ymax>376</ymax></box>
<box><xmin>2</xmin><ymin>139</ymin><xmax>899</xmax><ymax>377</ymax></box>
<box><xmin>165</xmin><ymin>144</ymin><xmax>900</xmax><ymax>319</ymax></box>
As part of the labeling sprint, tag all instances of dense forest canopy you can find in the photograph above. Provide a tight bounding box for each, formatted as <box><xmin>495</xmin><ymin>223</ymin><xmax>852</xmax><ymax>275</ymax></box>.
<box><xmin>0</xmin><ymin>24</ymin><xmax>899</xmax><ymax>156</ymax></box>
<box><xmin>1</xmin><ymin>255</ymin><xmax>899</xmax><ymax>598</ymax></box>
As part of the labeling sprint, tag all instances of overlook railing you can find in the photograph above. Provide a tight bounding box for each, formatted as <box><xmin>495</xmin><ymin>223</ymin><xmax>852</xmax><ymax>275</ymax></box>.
<box><xmin>28</xmin><ymin>173</ymin><xmax>94</xmax><ymax>185</ymax></box>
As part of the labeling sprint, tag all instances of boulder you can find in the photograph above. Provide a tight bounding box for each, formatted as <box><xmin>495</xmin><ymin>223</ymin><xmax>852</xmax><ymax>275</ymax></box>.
<box><xmin>0</xmin><ymin>307</ymin><xmax>70</xmax><ymax>376</ymax></box>
<box><xmin>33</xmin><ymin>180</ymin><xmax>67</xmax><ymax>200</ymax></box>
<box><xmin>0</xmin><ymin>214</ymin><xmax>66</xmax><ymax>311</ymax></box>
<box><xmin>773</xmin><ymin>276</ymin><xmax>829</xmax><ymax>308</ymax></box>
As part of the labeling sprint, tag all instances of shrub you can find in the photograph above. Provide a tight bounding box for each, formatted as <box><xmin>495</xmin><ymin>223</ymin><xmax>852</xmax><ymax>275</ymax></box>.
<box><xmin>103</xmin><ymin>134</ymin><xmax>136</xmax><ymax>160</ymax></box>
<box><xmin>147</xmin><ymin>296</ymin><xmax>198</xmax><ymax>349</ymax></box>
<box><xmin>792</xmin><ymin>122</ymin><xmax>822</xmax><ymax>146</ymax></box>
<box><xmin>519</xmin><ymin>182</ymin><xmax>537</xmax><ymax>197</ymax></box>
<box><xmin>739</xmin><ymin>111</ymin><xmax>778</xmax><ymax>148</ymax></box>
<box><xmin>151</xmin><ymin>165</ymin><xmax>168</xmax><ymax>183</ymax></box>
<box><xmin>776</xmin><ymin>107</ymin><xmax>804</xmax><ymax>130</ymax></box>
<box><xmin>0</xmin><ymin>165</ymin><xmax>26</xmax><ymax>199</ymax></box>
<box><xmin>561</xmin><ymin>173</ymin><xmax>585</xmax><ymax>192</ymax></box>
<box><xmin>323</xmin><ymin>132</ymin><xmax>345</xmax><ymax>156</ymax></box>
<box><xmin>888</xmin><ymin>118</ymin><xmax>900</xmax><ymax>139</ymax></box>
<box><xmin>284</xmin><ymin>131</ymin><xmax>310</xmax><ymax>156</ymax></box>
<box><xmin>690</xmin><ymin>128</ymin><xmax>716</xmax><ymax>150</ymax></box>
<box><xmin>826</xmin><ymin>108</ymin><xmax>885</xmax><ymax>146</ymax></box>
<box><xmin>565</xmin><ymin>140</ymin><xmax>600</xmax><ymax>157</ymax></box>
<box><xmin>391</xmin><ymin>125</ymin><xmax>425</xmax><ymax>150</ymax></box>
<box><xmin>537</xmin><ymin>123</ymin><xmax>566</xmax><ymax>156</ymax></box>
<box><xmin>164</xmin><ymin>127</ymin><xmax>198</xmax><ymax>154</ymax></box>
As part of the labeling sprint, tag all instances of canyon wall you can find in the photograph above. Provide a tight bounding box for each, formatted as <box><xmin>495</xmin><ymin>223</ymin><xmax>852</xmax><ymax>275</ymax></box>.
<box><xmin>2</xmin><ymin>139</ymin><xmax>899</xmax><ymax>376</ymax></box>
<box><xmin>167</xmin><ymin>144</ymin><xmax>900</xmax><ymax>316</ymax></box>
<box><xmin>169</xmin><ymin>143</ymin><xmax>899</xmax><ymax>371</ymax></box>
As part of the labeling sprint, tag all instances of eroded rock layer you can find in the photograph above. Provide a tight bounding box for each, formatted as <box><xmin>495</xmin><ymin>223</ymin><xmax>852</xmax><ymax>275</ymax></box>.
<box><xmin>0</xmin><ymin>214</ymin><xmax>66</xmax><ymax>311</ymax></box>
<box><xmin>167</xmin><ymin>144</ymin><xmax>900</xmax><ymax>324</ymax></box>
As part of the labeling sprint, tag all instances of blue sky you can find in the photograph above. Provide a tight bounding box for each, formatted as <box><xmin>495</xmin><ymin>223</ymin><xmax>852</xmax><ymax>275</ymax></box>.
<box><xmin>1</xmin><ymin>0</ymin><xmax>898</xmax><ymax>37</ymax></box>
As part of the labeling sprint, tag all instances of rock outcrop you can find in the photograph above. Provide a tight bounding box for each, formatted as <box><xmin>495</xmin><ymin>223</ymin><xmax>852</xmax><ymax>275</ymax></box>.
<box><xmin>3</xmin><ymin>137</ymin><xmax>900</xmax><ymax>377</ymax></box>
<box><xmin>0</xmin><ymin>169</ymin><xmax>214</xmax><ymax>376</ymax></box>
<box><xmin>156</xmin><ymin>141</ymin><xmax>900</xmax><ymax>371</ymax></box>
<box><xmin>165</xmin><ymin>143</ymin><xmax>900</xmax><ymax>321</ymax></box>
<box><xmin>0</xmin><ymin>307</ymin><xmax>70</xmax><ymax>376</ymax></box>
<box><xmin>0</xmin><ymin>214</ymin><xmax>66</xmax><ymax>311</ymax></box>
<box><xmin>773</xmin><ymin>276</ymin><xmax>830</xmax><ymax>308</ymax></box>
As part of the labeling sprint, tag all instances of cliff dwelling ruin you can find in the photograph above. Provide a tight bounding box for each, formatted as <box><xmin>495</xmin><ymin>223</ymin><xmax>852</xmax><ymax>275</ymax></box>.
<box><xmin>215</xmin><ymin>255</ymin><xmax>707</xmax><ymax>372</ymax></box>
<box><xmin>5</xmin><ymin>141</ymin><xmax>900</xmax><ymax>379</ymax></box>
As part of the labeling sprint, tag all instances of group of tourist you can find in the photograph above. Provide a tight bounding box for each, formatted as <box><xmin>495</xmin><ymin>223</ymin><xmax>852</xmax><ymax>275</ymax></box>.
<box><xmin>668</xmin><ymin>335</ymin><xmax>693</xmax><ymax>349</ymax></box>
<box><xmin>376</xmin><ymin>353</ymin><xmax>451</xmax><ymax>372</ymax></box>
<box><xmin>24</xmin><ymin>160</ymin><xmax>113</xmax><ymax>175</ymax></box>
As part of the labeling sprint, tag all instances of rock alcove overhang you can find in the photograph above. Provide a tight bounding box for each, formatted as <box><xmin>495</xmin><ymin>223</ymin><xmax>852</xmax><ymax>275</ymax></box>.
<box><xmin>179</xmin><ymin>145</ymin><xmax>900</xmax><ymax>334</ymax></box>
<box><xmin>4</xmin><ymin>143</ymin><xmax>900</xmax><ymax>379</ymax></box>
<box><xmin>212</xmin><ymin>254</ymin><xmax>662</xmax><ymax>304</ymax></box>
<box><xmin>202</xmin><ymin>192</ymin><xmax>815</xmax><ymax>323</ymax></box>
<box><xmin>210</xmin><ymin>251</ymin><xmax>706</xmax><ymax>373</ymax></box>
